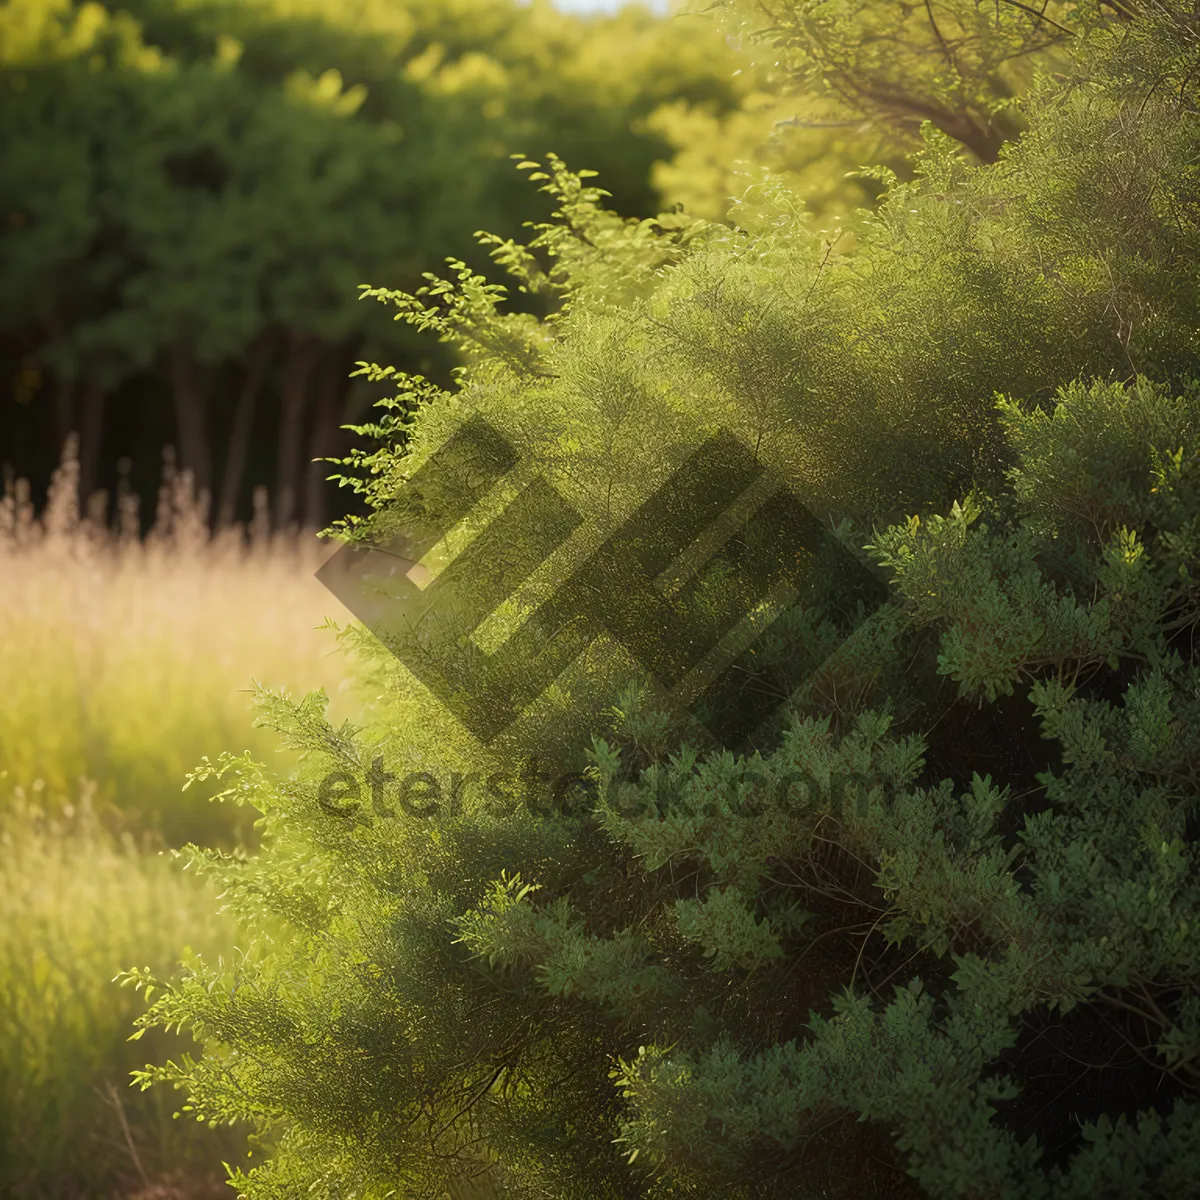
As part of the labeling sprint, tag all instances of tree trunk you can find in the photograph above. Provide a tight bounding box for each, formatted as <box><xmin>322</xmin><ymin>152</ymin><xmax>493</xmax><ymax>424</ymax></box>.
<box><xmin>78</xmin><ymin>378</ymin><xmax>106</xmax><ymax>512</ymax></box>
<box><xmin>217</xmin><ymin>330</ymin><xmax>276</xmax><ymax>530</ymax></box>
<box><xmin>274</xmin><ymin>330</ymin><xmax>320</xmax><ymax>531</ymax></box>
<box><xmin>303</xmin><ymin>343</ymin><xmax>350</xmax><ymax>532</ymax></box>
<box><xmin>54</xmin><ymin>373</ymin><xmax>76</xmax><ymax>458</ymax></box>
<box><xmin>166</xmin><ymin>341</ymin><xmax>213</xmax><ymax>495</ymax></box>
<box><xmin>45</xmin><ymin>310</ymin><xmax>75</xmax><ymax>454</ymax></box>
<box><xmin>934</xmin><ymin>110</ymin><xmax>1005</xmax><ymax>165</ymax></box>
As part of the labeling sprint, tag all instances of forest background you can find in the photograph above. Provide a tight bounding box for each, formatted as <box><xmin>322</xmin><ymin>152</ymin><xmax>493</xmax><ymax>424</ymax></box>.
<box><xmin>2</xmin><ymin>0</ymin><xmax>892</xmax><ymax>535</ymax></box>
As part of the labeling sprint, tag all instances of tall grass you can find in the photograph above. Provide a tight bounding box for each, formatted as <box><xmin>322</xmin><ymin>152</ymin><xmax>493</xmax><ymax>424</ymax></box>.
<box><xmin>0</xmin><ymin>438</ymin><xmax>362</xmax><ymax>1196</ymax></box>
<box><xmin>0</xmin><ymin>439</ymin><xmax>360</xmax><ymax>848</ymax></box>
<box><xmin>0</xmin><ymin>787</ymin><xmax>247</xmax><ymax>1199</ymax></box>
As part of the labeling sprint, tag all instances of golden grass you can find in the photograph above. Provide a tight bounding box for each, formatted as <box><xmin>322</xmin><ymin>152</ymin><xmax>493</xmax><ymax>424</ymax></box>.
<box><xmin>0</xmin><ymin>438</ymin><xmax>364</xmax><ymax>1196</ymax></box>
<box><xmin>0</xmin><ymin>441</ymin><xmax>361</xmax><ymax>847</ymax></box>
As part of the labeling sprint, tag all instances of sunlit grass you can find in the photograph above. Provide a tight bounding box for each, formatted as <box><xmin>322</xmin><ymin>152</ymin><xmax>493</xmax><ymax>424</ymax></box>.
<box><xmin>0</xmin><ymin>442</ymin><xmax>361</xmax><ymax>848</ymax></box>
<box><xmin>0</xmin><ymin>440</ymin><xmax>364</xmax><ymax>1196</ymax></box>
<box><xmin>0</xmin><ymin>786</ymin><xmax>247</xmax><ymax>1199</ymax></box>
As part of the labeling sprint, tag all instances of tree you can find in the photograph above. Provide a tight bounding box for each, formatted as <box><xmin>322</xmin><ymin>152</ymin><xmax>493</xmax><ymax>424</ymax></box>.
<box><xmin>694</xmin><ymin>0</ymin><xmax>1136</xmax><ymax>164</ymax></box>
<box><xmin>0</xmin><ymin>0</ymin><xmax>749</xmax><ymax>529</ymax></box>
<box><xmin>0</xmin><ymin>0</ymin><xmax>155</xmax><ymax>499</ymax></box>
<box><xmin>124</xmin><ymin>4</ymin><xmax>1200</xmax><ymax>1198</ymax></box>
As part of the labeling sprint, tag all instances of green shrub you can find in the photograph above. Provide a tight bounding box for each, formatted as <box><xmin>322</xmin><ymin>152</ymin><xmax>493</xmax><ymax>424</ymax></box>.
<box><xmin>124</xmin><ymin>6</ymin><xmax>1200</xmax><ymax>1198</ymax></box>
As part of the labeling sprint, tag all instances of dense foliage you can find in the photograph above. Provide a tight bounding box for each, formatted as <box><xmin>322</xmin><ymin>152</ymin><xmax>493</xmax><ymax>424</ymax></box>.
<box><xmin>126</xmin><ymin>4</ymin><xmax>1200</xmax><ymax>1198</ymax></box>
<box><xmin>653</xmin><ymin>0</ymin><xmax>1145</xmax><ymax>237</ymax></box>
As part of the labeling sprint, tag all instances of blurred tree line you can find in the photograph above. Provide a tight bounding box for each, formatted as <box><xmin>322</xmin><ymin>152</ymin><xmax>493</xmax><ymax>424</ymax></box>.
<box><xmin>1</xmin><ymin>0</ymin><xmax>1127</xmax><ymax>533</ymax></box>
<box><xmin>0</xmin><ymin>0</ymin><xmax>755</xmax><ymax>531</ymax></box>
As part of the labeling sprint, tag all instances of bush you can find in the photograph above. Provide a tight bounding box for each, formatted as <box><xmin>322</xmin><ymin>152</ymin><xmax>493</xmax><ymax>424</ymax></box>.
<box><xmin>124</xmin><ymin>6</ymin><xmax>1200</xmax><ymax>1198</ymax></box>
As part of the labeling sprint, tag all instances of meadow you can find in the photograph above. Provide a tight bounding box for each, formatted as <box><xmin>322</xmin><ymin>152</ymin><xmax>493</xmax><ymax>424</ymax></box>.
<box><xmin>0</xmin><ymin>440</ymin><xmax>361</xmax><ymax>1198</ymax></box>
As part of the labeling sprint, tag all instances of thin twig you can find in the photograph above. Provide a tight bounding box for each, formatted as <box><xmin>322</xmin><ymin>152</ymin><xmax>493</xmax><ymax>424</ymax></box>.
<box><xmin>99</xmin><ymin>1080</ymin><xmax>151</xmax><ymax>1190</ymax></box>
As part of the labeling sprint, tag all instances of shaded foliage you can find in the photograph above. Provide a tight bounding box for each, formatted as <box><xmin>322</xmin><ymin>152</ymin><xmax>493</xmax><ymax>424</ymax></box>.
<box><xmin>125</xmin><ymin>5</ymin><xmax>1200</xmax><ymax>1198</ymax></box>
